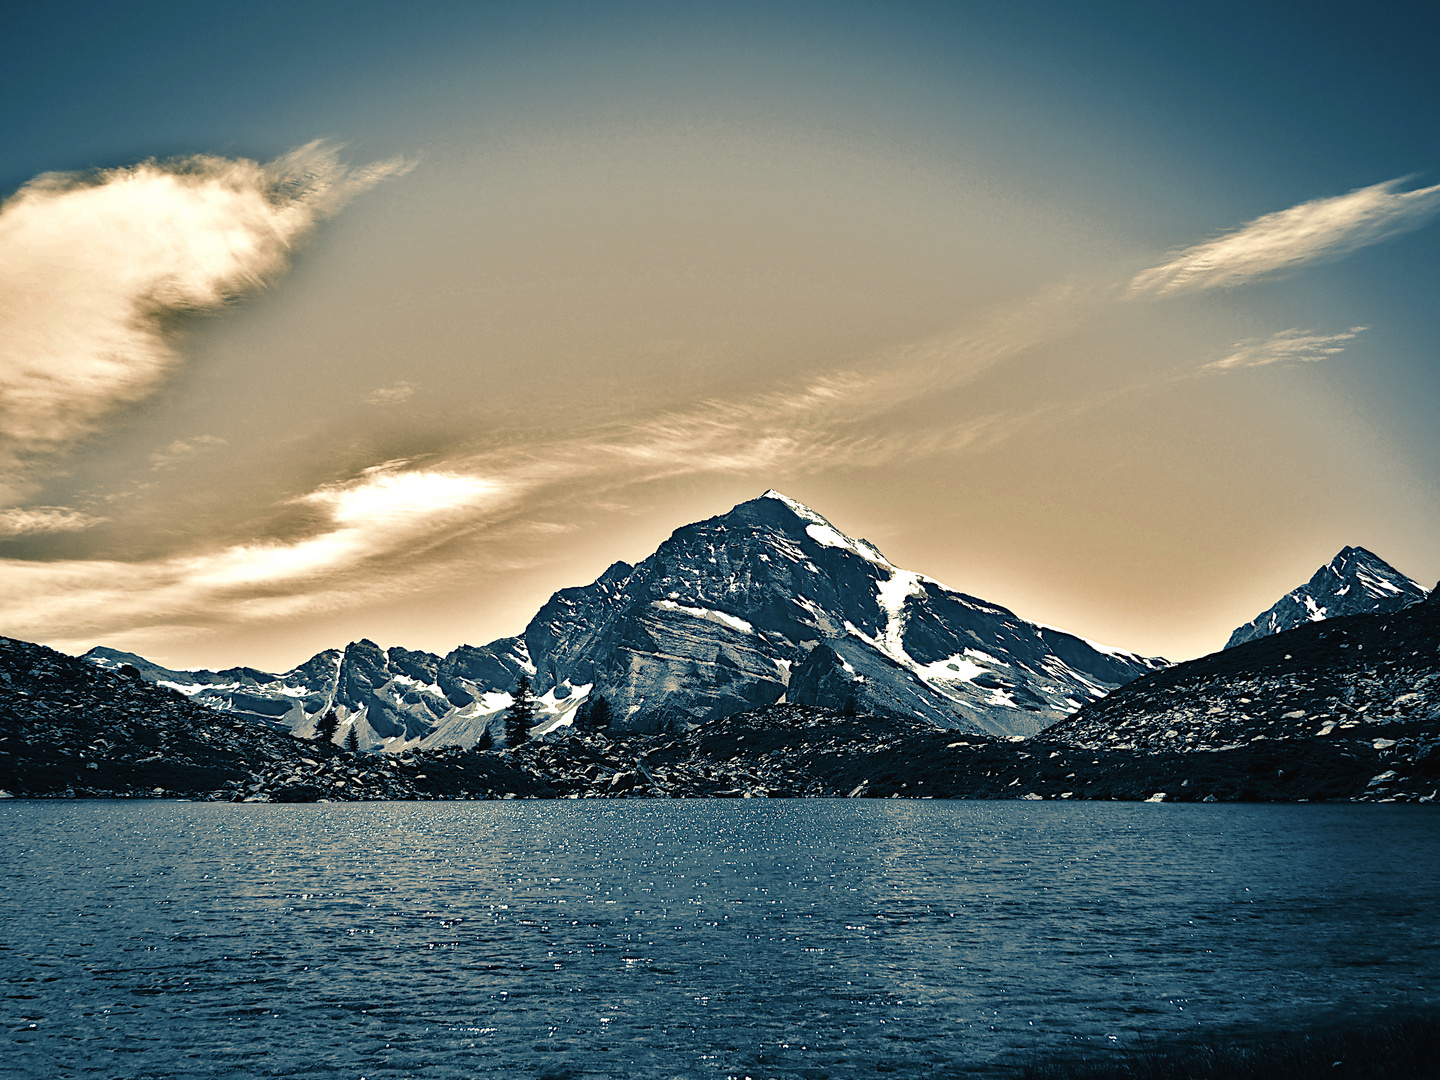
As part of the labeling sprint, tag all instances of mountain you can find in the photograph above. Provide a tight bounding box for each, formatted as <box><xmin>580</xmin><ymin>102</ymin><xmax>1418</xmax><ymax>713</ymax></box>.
<box><xmin>1226</xmin><ymin>546</ymin><xmax>1426</xmax><ymax>648</ymax></box>
<box><xmin>87</xmin><ymin>491</ymin><xmax>1165</xmax><ymax>746</ymax></box>
<box><xmin>0</xmin><ymin>634</ymin><xmax>318</xmax><ymax>798</ymax></box>
<box><xmin>519</xmin><ymin>491</ymin><xmax>1164</xmax><ymax>736</ymax></box>
<box><xmin>1042</xmin><ymin>587</ymin><xmax>1440</xmax><ymax>801</ymax></box>
<box><xmin>14</xmin><ymin>611</ymin><xmax>1428</xmax><ymax>803</ymax></box>
<box><xmin>1</xmin><ymin>631</ymin><xmax>582</xmax><ymax>802</ymax></box>
<box><xmin>87</xmin><ymin>635</ymin><xmax>533</xmax><ymax>753</ymax></box>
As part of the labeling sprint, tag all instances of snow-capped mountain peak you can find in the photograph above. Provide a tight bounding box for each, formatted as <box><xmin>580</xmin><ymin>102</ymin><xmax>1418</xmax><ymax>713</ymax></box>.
<box><xmin>514</xmin><ymin>492</ymin><xmax>1166</xmax><ymax>737</ymax></box>
<box><xmin>1225</xmin><ymin>545</ymin><xmax>1427</xmax><ymax>649</ymax></box>
<box><xmin>760</xmin><ymin>489</ymin><xmax>894</xmax><ymax>568</ymax></box>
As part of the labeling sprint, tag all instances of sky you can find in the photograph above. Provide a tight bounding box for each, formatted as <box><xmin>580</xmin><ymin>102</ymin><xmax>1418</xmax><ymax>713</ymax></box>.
<box><xmin>2</xmin><ymin>0</ymin><xmax>1439</xmax><ymax>671</ymax></box>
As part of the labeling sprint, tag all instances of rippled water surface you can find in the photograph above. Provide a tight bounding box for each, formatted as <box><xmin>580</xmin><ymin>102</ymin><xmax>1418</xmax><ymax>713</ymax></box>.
<box><xmin>3</xmin><ymin>800</ymin><xmax>1439</xmax><ymax>1079</ymax></box>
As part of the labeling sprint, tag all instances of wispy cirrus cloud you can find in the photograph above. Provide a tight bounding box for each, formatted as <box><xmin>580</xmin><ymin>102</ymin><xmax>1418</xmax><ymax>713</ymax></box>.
<box><xmin>1204</xmin><ymin>326</ymin><xmax>1367</xmax><ymax>372</ymax></box>
<box><xmin>365</xmin><ymin>381</ymin><xmax>415</xmax><ymax>405</ymax></box>
<box><xmin>476</xmin><ymin>284</ymin><xmax>1094</xmax><ymax>490</ymax></box>
<box><xmin>0</xmin><ymin>506</ymin><xmax>106</xmax><ymax>536</ymax></box>
<box><xmin>0</xmin><ymin>141</ymin><xmax>412</xmax><ymax>498</ymax></box>
<box><xmin>149</xmin><ymin>434</ymin><xmax>227</xmax><ymax>470</ymax></box>
<box><xmin>180</xmin><ymin>464</ymin><xmax>507</xmax><ymax>590</ymax></box>
<box><xmin>1129</xmin><ymin>178</ymin><xmax>1440</xmax><ymax>296</ymax></box>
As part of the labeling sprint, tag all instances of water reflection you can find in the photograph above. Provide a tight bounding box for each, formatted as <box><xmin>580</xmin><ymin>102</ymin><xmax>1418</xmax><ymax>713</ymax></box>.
<box><xmin>2</xmin><ymin>800</ymin><xmax>1439</xmax><ymax>1079</ymax></box>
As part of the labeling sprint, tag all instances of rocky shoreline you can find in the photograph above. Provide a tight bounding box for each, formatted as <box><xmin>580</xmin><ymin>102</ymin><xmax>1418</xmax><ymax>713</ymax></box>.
<box><xmin>180</xmin><ymin>711</ymin><xmax>1440</xmax><ymax>805</ymax></box>
<box><xmin>5</xmin><ymin>610</ymin><xmax>1440</xmax><ymax>804</ymax></box>
<box><xmin>6</xmin><ymin>700</ymin><xmax>1435</xmax><ymax>804</ymax></box>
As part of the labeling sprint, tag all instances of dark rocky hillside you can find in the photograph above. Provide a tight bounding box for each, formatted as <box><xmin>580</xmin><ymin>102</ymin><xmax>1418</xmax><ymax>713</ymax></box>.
<box><xmin>0</xmin><ymin>635</ymin><xmax>318</xmax><ymax>798</ymax></box>
<box><xmin>184</xmin><ymin>701</ymin><xmax>1426</xmax><ymax>805</ymax></box>
<box><xmin>527</xmin><ymin>705</ymin><xmax>1400</xmax><ymax>804</ymax></box>
<box><xmin>1045</xmin><ymin>588</ymin><xmax>1440</xmax><ymax>802</ymax></box>
<box><xmin>532</xmin><ymin>705</ymin><xmax>1380</xmax><ymax>802</ymax></box>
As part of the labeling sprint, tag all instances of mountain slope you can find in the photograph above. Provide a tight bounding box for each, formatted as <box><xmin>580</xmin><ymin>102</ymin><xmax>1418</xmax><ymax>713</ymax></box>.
<box><xmin>88</xmin><ymin>491</ymin><xmax>1165</xmax><ymax>744</ymax></box>
<box><xmin>1044</xmin><ymin>587</ymin><xmax>1440</xmax><ymax>801</ymax></box>
<box><xmin>1226</xmin><ymin>546</ymin><xmax>1426</xmax><ymax>648</ymax></box>
<box><xmin>0</xmin><ymin>635</ymin><xmax>317</xmax><ymax>798</ymax></box>
<box><xmin>516</xmin><ymin>491</ymin><xmax>1165</xmax><ymax>736</ymax></box>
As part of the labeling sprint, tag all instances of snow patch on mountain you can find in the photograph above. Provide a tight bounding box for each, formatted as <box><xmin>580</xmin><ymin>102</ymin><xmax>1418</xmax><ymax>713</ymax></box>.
<box><xmin>653</xmin><ymin>600</ymin><xmax>756</xmax><ymax>635</ymax></box>
<box><xmin>875</xmin><ymin>568</ymin><xmax>925</xmax><ymax>657</ymax></box>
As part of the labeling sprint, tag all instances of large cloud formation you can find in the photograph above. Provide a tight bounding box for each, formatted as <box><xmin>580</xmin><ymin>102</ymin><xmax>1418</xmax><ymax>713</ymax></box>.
<box><xmin>0</xmin><ymin>463</ymin><xmax>508</xmax><ymax>647</ymax></box>
<box><xmin>1129</xmin><ymin>177</ymin><xmax>1440</xmax><ymax>296</ymax></box>
<box><xmin>0</xmin><ymin>142</ymin><xmax>411</xmax><ymax>496</ymax></box>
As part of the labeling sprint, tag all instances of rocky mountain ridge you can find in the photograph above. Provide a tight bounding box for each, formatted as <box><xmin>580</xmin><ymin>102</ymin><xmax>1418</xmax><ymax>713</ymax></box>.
<box><xmin>7</xmin><ymin>603</ymin><xmax>1438</xmax><ymax>805</ymax></box>
<box><xmin>1045</xmin><ymin>584</ymin><xmax>1440</xmax><ymax>802</ymax></box>
<box><xmin>87</xmin><ymin>491</ymin><xmax>1166</xmax><ymax>747</ymax></box>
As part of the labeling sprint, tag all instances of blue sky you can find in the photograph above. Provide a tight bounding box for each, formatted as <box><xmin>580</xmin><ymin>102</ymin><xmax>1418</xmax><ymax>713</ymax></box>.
<box><xmin>7</xmin><ymin>2</ymin><xmax>1433</xmax><ymax>191</ymax></box>
<box><xmin>2</xmin><ymin>0</ymin><xmax>1438</xmax><ymax>667</ymax></box>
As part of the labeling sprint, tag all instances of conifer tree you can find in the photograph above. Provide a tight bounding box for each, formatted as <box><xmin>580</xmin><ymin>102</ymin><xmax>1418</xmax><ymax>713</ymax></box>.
<box><xmin>590</xmin><ymin>694</ymin><xmax>613</xmax><ymax>733</ymax></box>
<box><xmin>344</xmin><ymin>726</ymin><xmax>360</xmax><ymax>753</ymax></box>
<box><xmin>314</xmin><ymin>708</ymin><xmax>340</xmax><ymax>743</ymax></box>
<box><xmin>505</xmin><ymin>676</ymin><xmax>537</xmax><ymax>747</ymax></box>
<box><xmin>574</xmin><ymin>693</ymin><xmax>613</xmax><ymax>734</ymax></box>
<box><xmin>474</xmin><ymin>725</ymin><xmax>493</xmax><ymax>751</ymax></box>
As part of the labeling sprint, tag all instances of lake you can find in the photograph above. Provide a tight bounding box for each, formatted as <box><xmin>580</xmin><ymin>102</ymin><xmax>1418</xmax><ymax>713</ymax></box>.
<box><xmin>2</xmin><ymin>800</ymin><xmax>1438</xmax><ymax>1079</ymax></box>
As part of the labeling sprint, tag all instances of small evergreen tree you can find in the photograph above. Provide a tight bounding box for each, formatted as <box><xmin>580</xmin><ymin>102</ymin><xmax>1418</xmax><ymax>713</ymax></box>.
<box><xmin>474</xmin><ymin>725</ymin><xmax>493</xmax><ymax>751</ymax></box>
<box><xmin>314</xmin><ymin>708</ymin><xmax>340</xmax><ymax>743</ymax></box>
<box><xmin>344</xmin><ymin>726</ymin><xmax>360</xmax><ymax>753</ymax></box>
<box><xmin>590</xmin><ymin>694</ymin><xmax>613</xmax><ymax>733</ymax></box>
<box><xmin>505</xmin><ymin>676</ymin><xmax>537</xmax><ymax>748</ymax></box>
<box><xmin>574</xmin><ymin>693</ymin><xmax>613</xmax><ymax>734</ymax></box>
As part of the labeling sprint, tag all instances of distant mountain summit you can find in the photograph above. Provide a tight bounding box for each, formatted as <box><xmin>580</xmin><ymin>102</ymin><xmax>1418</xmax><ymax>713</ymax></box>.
<box><xmin>88</xmin><ymin>491</ymin><xmax>1165</xmax><ymax>746</ymax></box>
<box><xmin>1225</xmin><ymin>546</ymin><xmax>1426</xmax><ymax>649</ymax></box>
<box><xmin>520</xmin><ymin>490</ymin><xmax>1165</xmax><ymax>737</ymax></box>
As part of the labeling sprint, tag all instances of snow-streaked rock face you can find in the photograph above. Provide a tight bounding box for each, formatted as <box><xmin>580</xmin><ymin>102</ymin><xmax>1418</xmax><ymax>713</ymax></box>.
<box><xmin>87</xmin><ymin>635</ymin><xmax>542</xmax><ymax>754</ymax></box>
<box><xmin>1226</xmin><ymin>546</ymin><xmax>1427</xmax><ymax>649</ymax></box>
<box><xmin>518</xmin><ymin>491</ymin><xmax>1164</xmax><ymax>737</ymax></box>
<box><xmin>87</xmin><ymin>491</ymin><xmax>1165</xmax><ymax>745</ymax></box>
